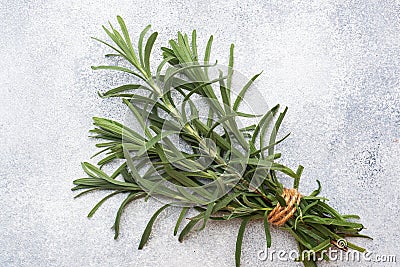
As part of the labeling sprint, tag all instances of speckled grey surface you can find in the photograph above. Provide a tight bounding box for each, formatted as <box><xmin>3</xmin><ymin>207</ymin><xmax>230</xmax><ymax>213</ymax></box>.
<box><xmin>1</xmin><ymin>1</ymin><xmax>399</xmax><ymax>266</ymax></box>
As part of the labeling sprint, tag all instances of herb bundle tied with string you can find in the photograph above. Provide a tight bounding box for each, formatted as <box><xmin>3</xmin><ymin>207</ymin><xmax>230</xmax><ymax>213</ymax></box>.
<box><xmin>73</xmin><ymin>16</ymin><xmax>371</xmax><ymax>267</ymax></box>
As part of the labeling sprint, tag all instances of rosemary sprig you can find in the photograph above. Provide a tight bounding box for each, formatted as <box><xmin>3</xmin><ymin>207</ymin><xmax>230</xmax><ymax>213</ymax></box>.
<box><xmin>73</xmin><ymin>16</ymin><xmax>371</xmax><ymax>267</ymax></box>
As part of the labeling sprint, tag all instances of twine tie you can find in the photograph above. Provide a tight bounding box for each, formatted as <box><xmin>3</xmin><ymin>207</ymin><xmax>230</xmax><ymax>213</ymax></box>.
<box><xmin>267</xmin><ymin>188</ymin><xmax>302</xmax><ymax>226</ymax></box>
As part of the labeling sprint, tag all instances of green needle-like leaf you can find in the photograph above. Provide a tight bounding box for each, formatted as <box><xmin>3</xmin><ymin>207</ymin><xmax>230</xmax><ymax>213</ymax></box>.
<box><xmin>235</xmin><ymin>216</ymin><xmax>251</xmax><ymax>267</ymax></box>
<box><xmin>138</xmin><ymin>25</ymin><xmax>152</xmax><ymax>67</ymax></box>
<box><xmin>233</xmin><ymin>71</ymin><xmax>262</xmax><ymax>112</ymax></box>
<box><xmin>88</xmin><ymin>191</ymin><xmax>121</xmax><ymax>217</ymax></box>
<box><xmin>179</xmin><ymin>216</ymin><xmax>202</xmax><ymax>242</ymax></box>
<box><xmin>263</xmin><ymin>211</ymin><xmax>272</xmax><ymax>248</ymax></box>
<box><xmin>174</xmin><ymin>207</ymin><xmax>189</xmax><ymax>236</ymax></box>
<box><xmin>144</xmin><ymin>32</ymin><xmax>158</xmax><ymax>76</ymax></box>
<box><xmin>114</xmin><ymin>192</ymin><xmax>146</xmax><ymax>239</ymax></box>
<box><xmin>139</xmin><ymin>204</ymin><xmax>170</xmax><ymax>249</ymax></box>
<box><xmin>268</xmin><ymin>107</ymin><xmax>288</xmax><ymax>157</ymax></box>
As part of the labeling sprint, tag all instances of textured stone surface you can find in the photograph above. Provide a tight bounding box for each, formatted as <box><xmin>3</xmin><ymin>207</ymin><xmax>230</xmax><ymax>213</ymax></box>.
<box><xmin>1</xmin><ymin>0</ymin><xmax>399</xmax><ymax>266</ymax></box>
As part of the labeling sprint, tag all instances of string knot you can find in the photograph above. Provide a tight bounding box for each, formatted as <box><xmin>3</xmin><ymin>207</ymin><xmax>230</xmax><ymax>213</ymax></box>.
<box><xmin>268</xmin><ymin>188</ymin><xmax>302</xmax><ymax>226</ymax></box>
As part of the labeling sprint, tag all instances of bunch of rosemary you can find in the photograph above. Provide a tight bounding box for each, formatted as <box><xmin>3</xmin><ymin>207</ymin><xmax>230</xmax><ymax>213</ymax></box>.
<box><xmin>73</xmin><ymin>16</ymin><xmax>370</xmax><ymax>267</ymax></box>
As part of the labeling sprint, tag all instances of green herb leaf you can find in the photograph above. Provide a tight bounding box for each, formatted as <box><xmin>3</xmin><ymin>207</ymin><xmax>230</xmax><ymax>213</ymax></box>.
<box><xmin>235</xmin><ymin>216</ymin><xmax>251</xmax><ymax>267</ymax></box>
<box><xmin>139</xmin><ymin>204</ymin><xmax>170</xmax><ymax>249</ymax></box>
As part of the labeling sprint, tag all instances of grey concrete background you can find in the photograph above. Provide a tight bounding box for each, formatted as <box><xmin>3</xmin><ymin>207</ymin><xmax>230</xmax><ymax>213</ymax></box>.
<box><xmin>1</xmin><ymin>0</ymin><xmax>399</xmax><ymax>266</ymax></box>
